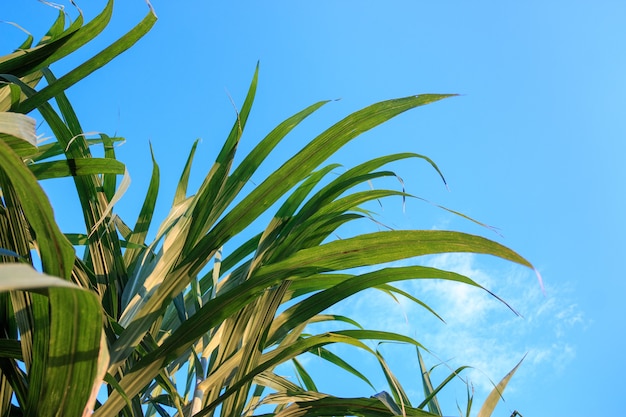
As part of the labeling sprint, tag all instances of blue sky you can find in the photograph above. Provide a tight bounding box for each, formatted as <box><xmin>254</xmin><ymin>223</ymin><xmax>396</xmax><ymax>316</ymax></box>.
<box><xmin>3</xmin><ymin>1</ymin><xmax>626</xmax><ymax>416</ymax></box>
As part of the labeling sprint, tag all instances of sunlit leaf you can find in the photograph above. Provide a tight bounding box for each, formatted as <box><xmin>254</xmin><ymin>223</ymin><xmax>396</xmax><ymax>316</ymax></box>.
<box><xmin>0</xmin><ymin>111</ymin><xmax>37</xmax><ymax>155</ymax></box>
<box><xmin>476</xmin><ymin>355</ymin><xmax>525</xmax><ymax>417</ymax></box>
<box><xmin>0</xmin><ymin>264</ymin><xmax>104</xmax><ymax>417</ymax></box>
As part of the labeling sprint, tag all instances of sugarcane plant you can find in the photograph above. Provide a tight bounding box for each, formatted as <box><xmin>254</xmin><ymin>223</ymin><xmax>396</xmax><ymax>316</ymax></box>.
<box><xmin>0</xmin><ymin>2</ymin><xmax>535</xmax><ymax>416</ymax></box>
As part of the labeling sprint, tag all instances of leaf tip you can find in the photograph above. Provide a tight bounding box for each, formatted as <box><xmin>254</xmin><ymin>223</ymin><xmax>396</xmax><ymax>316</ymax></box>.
<box><xmin>534</xmin><ymin>268</ymin><xmax>546</xmax><ymax>295</ymax></box>
<box><xmin>145</xmin><ymin>0</ymin><xmax>157</xmax><ymax>18</ymax></box>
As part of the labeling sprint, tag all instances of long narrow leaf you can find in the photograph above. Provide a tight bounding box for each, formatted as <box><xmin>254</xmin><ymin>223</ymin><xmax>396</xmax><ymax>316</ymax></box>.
<box><xmin>0</xmin><ymin>264</ymin><xmax>105</xmax><ymax>416</ymax></box>
<box><xmin>416</xmin><ymin>349</ymin><xmax>442</xmax><ymax>413</ymax></box>
<box><xmin>274</xmin><ymin>395</ymin><xmax>439</xmax><ymax>417</ymax></box>
<box><xmin>195</xmin><ymin>331</ymin><xmax>424</xmax><ymax>417</ymax></box>
<box><xmin>28</xmin><ymin>157</ymin><xmax>125</xmax><ymax>180</ymax></box>
<box><xmin>268</xmin><ymin>266</ymin><xmax>480</xmax><ymax>345</ymax></box>
<box><xmin>124</xmin><ymin>143</ymin><xmax>160</xmax><ymax>270</ymax></box>
<box><xmin>476</xmin><ymin>355</ymin><xmax>525</xmax><ymax>417</ymax></box>
<box><xmin>186</xmin><ymin>94</ymin><xmax>454</xmax><ymax>270</ymax></box>
<box><xmin>0</xmin><ymin>141</ymin><xmax>74</xmax><ymax>278</ymax></box>
<box><xmin>18</xmin><ymin>5</ymin><xmax>156</xmax><ymax>114</ymax></box>
<box><xmin>258</xmin><ymin>230</ymin><xmax>533</xmax><ymax>278</ymax></box>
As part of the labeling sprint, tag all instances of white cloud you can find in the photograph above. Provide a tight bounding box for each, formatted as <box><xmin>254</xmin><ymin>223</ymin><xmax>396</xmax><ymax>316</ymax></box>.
<box><xmin>310</xmin><ymin>253</ymin><xmax>588</xmax><ymax>416</ymax></box>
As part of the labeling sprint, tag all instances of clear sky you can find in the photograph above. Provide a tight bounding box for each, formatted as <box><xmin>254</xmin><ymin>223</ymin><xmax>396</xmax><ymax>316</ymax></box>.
<box><xmin>3</xmin><ymin>1</ymin><xmax>626</xmax><ymax>416</ymax></box>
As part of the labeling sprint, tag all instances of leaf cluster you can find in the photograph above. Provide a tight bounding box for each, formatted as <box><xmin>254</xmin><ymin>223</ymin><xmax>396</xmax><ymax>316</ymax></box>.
<box><xmin>0</xmin><ymin>3</ymin><xmax>531</xmax><ymax>417</ymax></box>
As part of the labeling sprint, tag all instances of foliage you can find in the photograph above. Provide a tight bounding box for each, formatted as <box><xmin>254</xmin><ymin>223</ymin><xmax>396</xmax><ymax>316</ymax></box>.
<box><xmin>0</xmin><ymin>2</ymin><xmax>533</xmax><ymax>416</ymax></box>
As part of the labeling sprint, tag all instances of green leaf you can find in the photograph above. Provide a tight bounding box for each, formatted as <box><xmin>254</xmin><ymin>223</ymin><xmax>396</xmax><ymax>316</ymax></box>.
<box><xmin>28</xmin><ymin>136</ymin><xmax>125</xmax><ymax>163</ymax></box>
<box><xmin>0</xmin><ymin>111</ymin><xmax>37</xmax><ymax>155</ymax></box>
<box><xmin>0</xmin><ymin>264</ymin><xmax>105</xmax><ymax>417</ymax></box>
<box><xmin>416</xmin><ymin>349</ymin><xmax>472</xmax><ymax>413</ymax></box>
<box><xmin>477</xmin><ymin>355</ymin><xmax>525</xmax><ymax>417</ymax></box>
<box><xmin>187</xmin><ymin>94</ymin><xmax>454</xmax><ymax>269</ymax></box>
<box><xmin>375</xmin><ymin>350</ymin><xmax>412</xmax><ymax>410</ymax></box>
<box><xmin>372</xmin><ymin>391</ymin><xmax>403</xmax><ymax>415</ymax></box>
<box><xmin>0</xmin><ymin>339</ymin><xmax>22</xmax><ymax>360</ymax></box>
<box><xmin>40</xmin><ymin>9</ymin><xmax>66</xmax><ymax>45</ymax></box>
<box><xmin>194</xmin><ymin>331</ymin><xmax>425</xmax><ymax>417</ymax></box>
<box><xmin>17</xmin><ymin>4</ymin><xmax>156</xmax><ymax>114</ymax></box>
<box><xmin>173</xmin><ymin>140</ymin><xmax>198</xmax><ymax>206</ymax></box>
<box><xmin>258</xmin><ymin>230</ymin><xmax>533</xmax><ymax>279</ymax></box>
<box><xmin>268</xmin><ymin>265</ymin><xmax>478</xmax><ymax>345</ymax></box>
<box><xmin>41</xmin><ymin>67</ymin><xmax>85</xmax><ymax>141</ymax></box>
<box><xmin>292</xmin><ymin>358</ymin><xmax>317</xmax><ymax>391</ymax></box>
<box><xmin>41</xmin><ymin>289</ymin><xmax>105</xmax><ymax>417</ymax></box>
<box><xmin>0</xmin><ymin>141</ymin><xmax>75</xmax><ymax>278</ymax></box>
<box><xmin>0</xmin><ymin>32</ymin><xmax>76</xmax><ymax>79</ymax></box>
<box><xmin>417</xmin><ymin>349</ymin><xmax>442</xmax><ymax>414</ymax></box>
<box><xmin>28</xmin><ymin>157</ymin><xmax>126</xmax><ymax>180</ymax></box>
<box><xmin>310</xmin><ymin>346</ymin><xmax>375</xmax><ymax>391</ymax></box>
<box><xmin>273</xmin><ymin>395</ymin><xmax>440</xmax><ymax>417</ymax></box>
<box><xmin>183</xmin><ymin>64</ymin><xmax>259</xmax><ymax>250</ymax></box>
<box><xmin>378</xmin><ymin>284</ymin><xmax>446</xmax><ymax>323</ymax></box>
<box><xmin>213</xmin><ymin>98</ymin><xmax>330</xmax><ymax>227</ymax></box>
<box><xmin>124</xmin><ymin>143</ymin><xmax>160</xmax><ymax>270</ymax></box>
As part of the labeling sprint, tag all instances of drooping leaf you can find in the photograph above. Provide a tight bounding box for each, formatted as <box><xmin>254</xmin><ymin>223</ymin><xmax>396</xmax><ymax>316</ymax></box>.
<box><xmin>0</xmin><ymin>141</ymin><xmax>75</xmax><ymax>278</ymax></box>
<box><xmin>0</xmin><ymin>264</ymin><xmax>105</xmax><ymax>417</ymax></box>
<box><xmin>0</xmin><ymin>112</ymin><xmax>37</xmax><ymax>155</ymax></box>
<box><xmin>17</xmin><ymin>4</ymin><xmax>156</xmax><ymax>114</ymax></box>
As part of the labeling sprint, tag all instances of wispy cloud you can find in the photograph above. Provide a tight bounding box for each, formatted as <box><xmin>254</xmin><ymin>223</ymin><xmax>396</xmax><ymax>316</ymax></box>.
<box><xmin>316</xmin><ymin>253</ymin><xmax>588</xmax><ymax>414</ymax></box>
